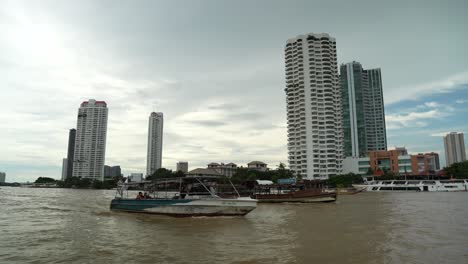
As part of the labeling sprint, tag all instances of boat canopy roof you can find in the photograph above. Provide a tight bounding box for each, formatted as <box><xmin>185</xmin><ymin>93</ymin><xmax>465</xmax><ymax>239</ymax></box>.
<box><xmin>120</xmin><ymin>175</ymin><xmax>229</xmax><ymax>186</ymax></box>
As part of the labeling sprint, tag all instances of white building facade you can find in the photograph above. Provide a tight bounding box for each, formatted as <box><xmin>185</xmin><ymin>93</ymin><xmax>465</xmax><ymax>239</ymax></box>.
<box><xmin>129</xmin><ymin>173</ymin><xmax>144</xmax><ymax>182</ymax></box>
<box><xmin>444</xmin><ymin>132</ymin><xmax>466</xmax><ymax>167</ymax></box>
<box><xmin>285</xmin><ymin>33</ymin><xmax>343</xmax><ymax>179</ymax></box>
<box><xmin>72</xmin><ymin>99</ymin><xmax>108</xmax><ymax>181</ymax></box>
<box><xmin>147</xmin><ymin>112</ymin><xmax>164</xmax><ymax>176</ymax></box>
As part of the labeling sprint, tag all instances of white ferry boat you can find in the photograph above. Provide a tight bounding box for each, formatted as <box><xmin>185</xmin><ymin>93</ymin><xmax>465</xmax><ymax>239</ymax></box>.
<box><xmin>354</xmin><ymin>179</ymin><xmax>468</xmax><ymax>192</ymax></box>
<box><xmin>110</xmin><ymin>176</ymin><xmax>257</xmax><ymax>217</ymax></box>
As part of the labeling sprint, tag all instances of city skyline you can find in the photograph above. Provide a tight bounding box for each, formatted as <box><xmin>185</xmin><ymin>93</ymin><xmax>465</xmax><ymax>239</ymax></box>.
<box><xmin>1</xmin><ymin>0</ymin><xmax>467</xmax><ymax>182</ymax></box>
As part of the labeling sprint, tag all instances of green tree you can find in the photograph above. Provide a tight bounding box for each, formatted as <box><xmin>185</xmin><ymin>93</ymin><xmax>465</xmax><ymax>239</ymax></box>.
<box><xmin>173</xmin><ymin>170</ymin><xmax>186</xmax><ymax>178</ymax></box>
<box><xmin>327</xmin><ymin>173</ymin><xmax>364</xmax><ymax>188</ymax></box>
<box><xmin>147</xmin><ymin>168</ymin><xmax>174</xmax><ymax>181</ymax></box>
<box><xmin>35</xmin><ymin>177</ymin><xmax>56</xmax><ymax>184</ymax></box>
<box><xmin>444</xmin><ymin>161</ymin><xmax>468</xmax><ymax>179</ymax></box>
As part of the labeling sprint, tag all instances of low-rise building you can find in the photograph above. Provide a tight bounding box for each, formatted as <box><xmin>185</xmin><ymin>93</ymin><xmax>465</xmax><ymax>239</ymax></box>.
<box><xmin>343</xmin><ymin>148</ymin><xmax>440</xmax><ymax>176</ymax></box>
<box><xmin>207</xmin><ymin>162</ymin><xmax>238</xmax><ymax>177</ymax></box>
<box><xmin>128</xmin><ymin>173</ymin><xmax>143</xmax><ymax>182</ymax></box>
<box><xmin>247</xmin><ymin>161</ymin><xmax>268</xmax><ymax>172</ymax></box>
<box><xmin>342</xmin><ymin>157</ymin><xmax>371</xmax><ymax>174</ymax></box>
<box><xmin>411</xmin><ymin>152</ymin><xmax>440</xmax><ymax>175</ymax></box>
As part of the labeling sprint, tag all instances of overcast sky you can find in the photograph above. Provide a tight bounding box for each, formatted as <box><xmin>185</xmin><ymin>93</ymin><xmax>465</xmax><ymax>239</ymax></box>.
<box><xmin>1</xmin><ymin>0</ymin><xmax>467</xmax><ymax>182</ymax></box>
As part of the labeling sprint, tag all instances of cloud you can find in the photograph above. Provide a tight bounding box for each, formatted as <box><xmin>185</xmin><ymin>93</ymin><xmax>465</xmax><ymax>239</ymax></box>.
<box><xmin>430</xmin><ymin>132</ymin><xmax>451</xmax><ymax>137</ymax></box>
<box><xmin>386</xmin><ymin>71</ymin><xmax>468</xmax><ymax>105</ymax></box>
<box><xmin>386</xmin><ymin>109</ymin><xmax>445</xmax><ymax>129</ymax></box>
<box><xmin>455</xmin><ymin>99</ymin><xmax>467</xmax><ymax>104</ymax></box>
<box><xmin>424</xmin><ymin>102</ymin><xmax>440</xmax><ymax>108</ymax></box>
<box><xmin>188</xmin><ymin>120</ymin><xmax>227</xmax><ymax>127</ymax></box>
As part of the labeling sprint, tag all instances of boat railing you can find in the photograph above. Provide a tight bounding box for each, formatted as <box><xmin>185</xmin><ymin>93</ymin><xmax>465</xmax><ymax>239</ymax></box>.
<box><xmin>114</xmin><ymin>175</ymin><xmax>242</xmax><ymax>200</ymax></box>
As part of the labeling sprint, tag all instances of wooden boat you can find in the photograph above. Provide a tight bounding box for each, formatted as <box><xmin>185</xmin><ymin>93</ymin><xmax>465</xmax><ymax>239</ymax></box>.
<box><xmin>251</xmin><ymin>188</ymin><xmax>336</xmax><ymax>203</ymax></box>
<box><xmin>250</xmin><ymin>180</ymin><xmax>337</xmax><ymax>203</ymax></box>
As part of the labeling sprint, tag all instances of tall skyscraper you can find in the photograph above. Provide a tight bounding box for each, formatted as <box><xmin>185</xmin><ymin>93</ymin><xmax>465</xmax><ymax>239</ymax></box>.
<box><xmin>147</xmin><ymin>112</ymin><xmax>164</xmax><ymax>176</ymax></box>
<box><xmin>61</xmin><ymin>158</ymin><xmax>68</xmax><ymax>180</ymax></box>
<box><xmin>72</xmin><ymin>99</ymin><xmax>108</xmax><ymax>181</ymax></box>
<box><xmin>340</xmin><ymin>61</ymin><xmax>387</xmax><ymax>157</ymax></box>
<box><xmin>66</xmin><ymin>128</ymin><xmax>76</xmax><ymax>178</ymax></box>
<box><xmin>285</xmin><ymin>33</ymin><xmax>343</xmax><ymax>179</ymax></box>
<box><xmin>443</xmin><ymin>132</ymin><xmax>466</xmax><ymax>167</ymax></box>
<box><xmin>0</xmin><ymin>172</ymin><xmax>6</xmax><ymax>183</ymax></box>
<box><xmin>104</xmin><ymin>165</ymin><xmax>122</xmax><ymax>178</ymax></box>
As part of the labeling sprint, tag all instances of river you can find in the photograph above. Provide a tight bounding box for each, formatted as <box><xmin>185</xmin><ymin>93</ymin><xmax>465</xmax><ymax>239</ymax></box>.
<box><xmin>0</xmin><ymin>187</ymin><xmax>467</xmax><ymax>263</ymax></box>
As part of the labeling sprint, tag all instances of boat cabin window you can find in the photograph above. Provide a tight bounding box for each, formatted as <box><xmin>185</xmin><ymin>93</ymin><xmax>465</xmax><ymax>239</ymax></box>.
<box><xmin>422</xmin><ymin>181</ymin><xmax>436</xmax><ymax>185</ymax></box>
<box><xmin>407</xmin><ymin>181</ymin><xmax>420</xmax><ymax>184</ymax></box>
<box><xmin>441</xmin><ymin>180</ymin><xmax>464</xmax><ymax>183</ymax></box>
<box><xmin>444</xmin><ymin>185</ymin><xmax>457</xmax><ymax>188</ymax></box>
<box><xmin>380</xmin><ymin>187</ymin><xmax>393</xmax><ymax>190</ymax></box>
<box><xmin>382</xmin><ymin>181</ymin><xmax>392</xmax><ymax>185</ymax></box>
<box><xmin>393</xmin><ymin>181</ymin><xmax>406</xmax><ymax>185</ymax></box>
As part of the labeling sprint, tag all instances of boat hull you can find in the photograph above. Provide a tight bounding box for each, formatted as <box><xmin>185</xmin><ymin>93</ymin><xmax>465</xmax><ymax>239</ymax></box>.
<box><xmin>252</xmin><ymin>190</ymin><xmax>337</xmax><ymax>203</ymax></box>
<box><xmin>110</xmin><ymin>198</ymin><xmax>257</xmax><ymax>217</ymax></box>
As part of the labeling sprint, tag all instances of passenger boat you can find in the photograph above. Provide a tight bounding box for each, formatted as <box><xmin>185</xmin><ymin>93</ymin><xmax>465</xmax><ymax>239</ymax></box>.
<box><xmin>251</xmin><ymin>180</ymin><xmax>337</xmax><ymax>203</ymax></box>
<box><xmin>353</xmin><ymin>179</ymin><xmax>468</xmax><ymax>192</ymax></box>
<box><xmin>110</xmin><ymin>176</ymin><xmax>257</xmax><ymax>217</ymax></box>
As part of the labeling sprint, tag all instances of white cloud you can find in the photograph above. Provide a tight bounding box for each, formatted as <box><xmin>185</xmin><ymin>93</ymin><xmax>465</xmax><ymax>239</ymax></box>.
<box><xmin>455</xmin><ymin>99</ymin><xmax>466</xmax><ymax>104</ymax></box>
<box><xmin>430</xmin><ymin>132</ymin><xmax>451</xmax><ymax>137</ymax></box>
<box><xmin>385</xmin><ymin>71</ymin><xmax>468</xmax><ymax>105</ymax></box>
<box><xmin>386</xmin><ymin>109</ymin><xmax>446</xmax><ymax>130</ymax></box>
<box><xmin>424</xmin><ymin>102</ymin><xmax>440</xmax><ymax>108</ymax></box>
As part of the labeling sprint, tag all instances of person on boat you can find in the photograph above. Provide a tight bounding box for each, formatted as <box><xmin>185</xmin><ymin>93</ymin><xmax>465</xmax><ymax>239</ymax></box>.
<box><xmin>144</xmin><ymin>192</ymin><xmax>151</xmax><ymax>199</ymax></box>
<box><xmin>136</xmin><ymin>192</ymin><xmax>144</xmax><ymax>200</ymax></box>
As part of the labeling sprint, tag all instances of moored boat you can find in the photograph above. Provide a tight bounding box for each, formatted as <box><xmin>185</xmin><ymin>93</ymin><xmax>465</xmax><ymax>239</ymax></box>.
<box><xmin>251</xmin><ymin>180</ymin><xmax>337</xmax><ymax>203</ymax></box>
<box><xmin>110</xmin><ymin>176</ymin><xmax>257</xmax><ymax>217</ymax></box>
<box><xmin>353</xmin><ymin>179</ymin><xmax>468</xmax><ymax>192</ymax></box>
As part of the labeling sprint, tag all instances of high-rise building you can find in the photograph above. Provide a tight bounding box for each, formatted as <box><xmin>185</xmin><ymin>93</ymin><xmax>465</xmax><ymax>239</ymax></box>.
<box><xmin>104</xmin><ymin>165</ymin><xmax>122</xmax><ymax>178</ymax></box>
<box><xmin>146</xmin><ymin>112</ymin><xmax>164</xmax><ymax>176</ymax></box>
<box><xmin>443</xmin><ymin>132</ymin><xmax>466</xmax><ymax>167</ymax></box>
<box><xmin>66</xmin><ymin>129</ymin><xmax>76</xmax><ymax>179</ymax></box>
<box><xmin>285</xmin><ymin>33</ymin><xmax>343</xmax><ymax>179</ymax></box>
<box><xmin>0</xmin><ymin>172</ymin><xmax>6</xmax><ymax>183</ymax></box>
<box><xmin>61</xmin><ymin>158</ymin><xmax>68</xmax><ymax>180</ymax></box>
<box><xmin>176</xmin><ymin>161</ymin><xmax>188</xmax><ymax>173</ymax></box>
<box><xmin>72</xmin><ymin>99</ymin><xmax>108</xmax><ymax>181</ymax></box>
<box><xmin>340</xmin><ymin>61</ymin><xmax>387</xmax><ymax>157</ymax></box>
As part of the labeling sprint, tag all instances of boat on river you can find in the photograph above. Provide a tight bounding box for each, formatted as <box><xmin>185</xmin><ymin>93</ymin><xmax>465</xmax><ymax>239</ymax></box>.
<box><xmin>250</xmin><ymin>180</ymin><xmax>337</xmax><ymax>203</ymax></box>
<box><xmin>353</xmin><ymin>179</ymin><xmax>468</xmax><ymax>192</ymax></box>
<box><xmin>110</xmin><ymin>176</ymin><xmax>257</xmax><ymax>217</ymax></box>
